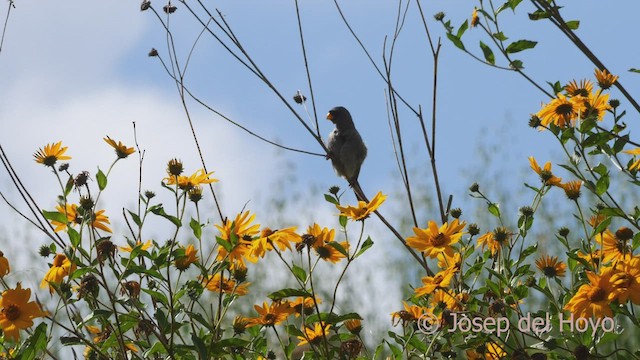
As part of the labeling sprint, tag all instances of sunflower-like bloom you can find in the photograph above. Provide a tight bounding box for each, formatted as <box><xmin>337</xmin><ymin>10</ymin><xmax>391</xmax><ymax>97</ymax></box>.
<box><xmin>165</xmin><ymin>169</ymin><xmax>218</xmax><ymax>190</ymax></box>
<box><xmin>466</xmin><ymin>342</ymin><xmax>506</xmax><ymax>360</ymax></box>
<box><xmin>582</xmin><ymin>90</ymin><xmax>611</xmax><ymax>120</ymax></box>
<box><xmin>391</xmin><ymin>301</ymin><xmax>427</xmax><ymax>325</ymax></box>
<box><xmin>33</xmin><ymin>141</ymin><xmax>71</xmax><ymax>167</ymax></box>
<box><xmin>245</xmin><ymin>301</ymin><xmax>294</xmax><ymax>327</ymax></box>
<box><xmin>202</xmin><ymin>273</ymin><xmax>249</xmax><ymax>296</ymax></box>
<box><xmin>535</xmin><ymin>255</ymin><xmax>567</xmax><ymax>278</ymax></box>
<box><xmin>565</xmin><ymin>79</ymin><xmax>593</xmax><ymax>97</ymax></box>
<box><xmin>50</xmin><ymin>203</ymin><xmax>79</xmax><ymax>232</ymax></box>
<box><xmin>477</xmin><ymin>227</ymin><xmax>511</xmax><ymax>256</ymax></box>
<box><xmin>415</xmin><ymin>267</ymin><xmax>457</xmax><ymax>297</ymax></box>
<box><xmin>91</xmin><ymin>209</ymin><xmax>112</xmax><ymax>233</ymax></box>
<box><xmin>623</xmin><ymin>148</ymin><xmax>640</xmax><ymax>171</ymax></box>
<box><xmin>470</xmin><ymin>8</ymin><xmax>479</xmax><ymax>27</ymax></box>
<box><xmin>119</xmin><ymin>240</ymin><xmax>153</xmax><ymax>253</ymax></box>
<box><xmin>429</xmin><ymin>289</ymin><xmax>458</xmax><ymax>312</ymax></box>
<box><xmin>577</xmin><ymin>249</ymin><xmax>603</xmax><ymax>267</ymax></box>
<box><xmin>406</xmin><ymin>219</ymin><xmax>466</xmax><ymax>258</ymax></box>
<box><xmin>437</xmin><ymin>251</ymin><xmax>462</xmax><ymax>272</ymax></box>
<box><xmin>215</xmin><ymin>211</ymin><xmax>260</xmax><ymax>268</ymax></box>
<box><xmin>594</xmin><ymin>68</ymin><xmax>618</xmax><ymax>90</ymax></box>
<box><xmin>0</xmin><ymin>251</ymin><xmax>9</xmax><ymax>277</ymax></box>
<box><xmin>536</xmin><ymin>93</ymin><xmax>586</xmax><ymax>128</ymax></box>
<box><xmin>609</xmin><ymin>257</ymin><xmax>640</xmax><ymax>304</ymax></box>
<box><xmin>0</xmin><ymin>284</ymin><xmax>46</xmax><ymax>342</ymax></box>
<box><xmin>291</xmin><ymin>296</ymin><xmax>321</xmax><ymax>317</ymax></box>
<box><xmin>41</xmin><ymin>254</ymin><xmax>77</xmax><ymax>293</ymax></box>
<box><xmin>595</xmin><ymin>228</ymin><xmax>633</xmax><ymax>263</ymax></box>
<box><xmin>247</xmin><ymin>227</ymin><xmax>301</xmax><ymax>261</ymax></box>
<box><xmin>103</xmin><ymin>136</ymin><xmax>135</xmax><ymax>159</ymax></box>
<box><xmin>335</xmin><ymin>191</ymin><xmax>386</xmax><ymax>221</ymax></box>
<box><xmin>175</xmin><ymin>244</ymin><xmax>198</xmax><ymax>271</ymax></box>
<box><xmin>344</xmin><ymin>319</ymin><xmax>362</xmax><ymax>334</ymax></box>
<box><xmin>564</xmin><ymin>271</ymin><xmax>615</xmax><ymax>318</ymax></box>
<box><xmin>559</xmin><ymin>180</ymin><xmax>582</xmax><ymax>201</ymax></box>
<box><xmin>297</xmin><ymin>323</ymin><xmax>331</xmax><ymax>347</ymax></box>
<box><xmin>304</xmin><ymin>223</ymin><xmax>349</xmax><ymax>263</ymax></box>
<box><xmin>529</xmin><ymin>157</ymin><xmax>562</xmax><ymax>186</ymax></box>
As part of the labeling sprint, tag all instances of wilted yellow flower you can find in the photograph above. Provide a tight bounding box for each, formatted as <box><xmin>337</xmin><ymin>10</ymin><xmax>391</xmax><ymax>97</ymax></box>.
<box><xmin>623</xmin><ymin>147</ymin><xmax>640</xmax><ymax>171</ymax></box>
<box><xmin>529</xmin><ymin>157</ymin><xmax>562</xmax><ymax>186</ymax></box>
<box><xmin>33</xmin><ymin>141</ymin><xmax>71</xmax><ymax>167</ymax></box>
<box><xmin>103</xmin><ymin>136</ymin><xmax>135</xmax><ymax>159</ymax></box>
<box><xmin>119</xmin><ymin>240</ymin><xmax>153</xmax><ymax>253</ymax></box>
<box><xmin>477</xmin><ymin>227</ymin><xmax>511</xmax><ymax>256</ymax></box>
<box><xmin>391</xmin><ymin>302</ymin><xmax>427</xmax><ymax>325</ymax></box>
<box><xmin>406</xmin><ymin>219</ymin><xmax>466</xmax><ymax>258</ymax></box>
<box><xmin>581</xmin><ymin>90</ymin><xmax>611</xmax><ymax>120</ymax></box>
<box><xmin>290</xmin><ymin>296</ymin><xmax>321</xmax><ymax>317</ymax></box>
<box><xmin>0</xmin><ymin>251</ymin><xmax>9</xmax><ymax>277</ymax></box>
<box><xmin>51</xmin><ymin>203</ymin><xmax>79</xmax><ymax>232</ymax></box>
<box><xmin>344</xmin><ymin>319</ymin><xmax>362</xmax><ymax>334</ymax></box>
<box><xmin>202</xmin><ymin>273</ymin><xmax>249</xmax><ymax>296</ymax></box>
<box><xmin>41</xmin><ymin>254</ymin><xmax>76</xmax><ymax>293</ymax></box>
<box><xmin>564</xmin><ymin>271</ymin><xmax>614</xmax><ymax>318</ymax></box>
<box><xmin>594</xmin><ymin>68</ymin><xmax>618</xmax><ymax>89</ymax></box>
<box><xmin>175</xmin><ymin>244</ymin><xmax>198</xmax><ymax>270</ymax></box>
<box><xmin>559</xmin><ymin>180</ymin><xmax>582</xmax><ymax>200</ymax></box>
<box><xmin>470</xmin><ymin>8</ymin><xmax>479</xmax><ymax>27</ymax></box>
<box><xmin>335</xmin><ymin>191</ymin><xmax>386</xmax><ymax>221</ymax></box>
<box><xmin>0</xmin><ymin>283</ymin><xmax>46</xmax><ymax>342</ymax></box>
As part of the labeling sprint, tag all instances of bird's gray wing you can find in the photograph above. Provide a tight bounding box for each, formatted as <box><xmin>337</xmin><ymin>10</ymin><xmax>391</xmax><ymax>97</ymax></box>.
<box><xmin>338</xmin><ymin>129</ymin><xmax>367</xmax><ymax>181</ymax></box>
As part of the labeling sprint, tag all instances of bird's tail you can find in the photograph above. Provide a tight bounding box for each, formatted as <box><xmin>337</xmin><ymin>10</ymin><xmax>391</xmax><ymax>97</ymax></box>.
<box><xmin>349</xmin><ymin>179</ymin><xmax>368</xmax><ymax>203</ymax></box>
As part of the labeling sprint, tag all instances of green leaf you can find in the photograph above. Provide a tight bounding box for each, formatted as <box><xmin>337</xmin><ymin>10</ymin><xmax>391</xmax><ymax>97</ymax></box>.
<box><xmin>127</xmin><ymin>210</ymin><xmax>142</xmax><ymax>227</ymax></box>
<box><xmin>595</xmin><ymin>174</ymin><xmax>610</xmax><ymax>195</ymax></box>
<box><xmin>192</xmin><ymin>333</ymin><xmax>208</xmax><ymax>359</ymax></box>
<box><xmin>446</xmin><ymin>33</ymin><xmax>465</xmax><ymax>50</ymax></box>
<box><xmin>510</xmin><ymin>59</ymin><xmax>524</xmax><ymax>69</ymax></box>
<box><xmin>64</xmin><ymin>176</ymin><xmax>74</xmax><ymax>196</ymax></box>
<box><xmin>324</xmin><ymin>194</ymin><xmax>339</xmax><ymax>205</ymax></box>
<box><xmin>506</xmin><ymin>40</ymin><xmax>537</xmax><ymax>53</ymax></box>
<box><xmin>355</xmin><ymin>237</ymin><xmax>374</xmax><ymax>258</ymax></box>
<box><xmin>493</xmin><ymin>32</ymin><xmax>508</xmax><ymax>41</ymax></box>
<box><xmin>149</xmin><ymin>204</ymin><xmax>182</xmax><ymax>227</ymax></box>
<box><xmin>268</xmin><ymin>288</ymin><xmax>312</xmax><ymax>301</ymax></box>
<box><xmin>629</xmin><ymin>68</ymin><xmax>640</xmax><ymax>73</ymax></box>
<box><xmin>190</xmin><ymin>218</ymin><xmax>202</xmax><ymax>240</ymax></box>
<box><xmin>339</xmin><ymin>215</ymin><xmax>348</xmax><ymax>228</ymax></box>
<box><xmin>328</xmin><ymin>241</ymin><xmax>349</xmax><ymax>257</ymax></box>
<box><xmin>292</xmin><ymin>264</ymin><xmax>307</xmax><ymax>282</ymax></box>
<box><xmin>67</xmin><ymin>227</ymin><xmax>80</xmax><ymax>248</ymax></box>
<box><xmin>565</xmin><ymin>20</ymin><xmax>580</xmax><ymax>30</ymax></box>
<box><xmin>479</xmin><ymin>41</ymin><xmax>495</xmax><ymax>65</ymax></box>
<box><xmin>528</xmin><ymin>9</ymin><xmax>551</xmax><ymax>20</ymax></box>
<box><xmin>96</xmin><ymin>169</ymin><xmax>107</xmax><ymax>191</ymax></box>
<box><xmin>42</xmin><ymin>209</ymin><xmax>67</xmax><ymax>224</ymax></box>
<box><xmin>457</xmin><ymin>20</ymin><xmax>469</xmax><ymax>38</ymax></box>
<box><xmin>488</xmin><ymin>203</ymin><xmax>501</xmax><ymax>218</ymax></box>
<box><xmin>613</xmin><ymin>135</ymin><xmax>629</xmax><ymax>153</ymax></box>
<box><xmin>216</xmin><ymin>236</ymin><xmax>232</xmax><ymax>253</ymax></box>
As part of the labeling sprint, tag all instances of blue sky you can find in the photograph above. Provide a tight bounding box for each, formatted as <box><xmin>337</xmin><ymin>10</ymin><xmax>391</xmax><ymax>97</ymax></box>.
<box><xmin>1</xmin><ymin>0</ymin><xmax>639</xmax><ymax>340</ymax></box>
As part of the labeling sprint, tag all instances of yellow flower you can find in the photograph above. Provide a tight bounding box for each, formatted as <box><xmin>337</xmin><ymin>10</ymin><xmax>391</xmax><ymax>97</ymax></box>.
<box><xmin>609</xmin><ymin>257</ymin><xmax>640</xmax><ymax>304</ymax></box>
<box><xmin>315</xmin><ymin>240</ymin><xmax>349</xmax><ymax>263</ymax></box>
<box><xmin>41</xmin><ymin>253</ymin><xmax>76</xmax><ymax>293</ymax></box>
<box><xmin>91</xmin><ymin>209</ymin><xmax>112</xmax><ymax>233</ymax></box>
<box><xmin>623</xmin><ymin>148</ymin><xmax>640</xmax><ymax>171</ymax></box>
<box><xmin>344</xmin><ymin>319</ymin><xmax>362</xmax><ymax>334</ymax></box>
<box><xmin>33</xmin><ymin>141</ymin><xmax>71</xmax><ymax>167</ymax></box>
<box><xmin>415</xmin><ymin>268</ymin><xmax>456</xmax><ymax>297</ymax></box>
<box><xmin>565</xmin><ymin>79</ymin><xmax>593</xmax><ymax>97</ymax></box>
<box><xmin>467</xmin><ymin>342</ymin><xmax>506</xmax><ymax>360</ymax></box>
<box><xmin>290</xmin><ymin>296</ymin><xmax>321</xmax><ymax>317</ymax></box>
<box><xmin>175</xmin><ymin>244</ymin><xmax>198</xmax><ymax>271</ymax></box>
<box><xmin>536</xmin><ymin>93</ymin><xmax>585</xmax><ymax>128</ymax></box>
<box><xmin>202</xmin><ymin>273</ymin><xmax>249</xmax><ymax>296</ymax></box>
<box><xmin>564</xmin><ymin>271</ymin><xmax>614</xmax><ymax>318</ymax></box>
<box><xmin>215</xmin><ymin>211</ymin><xmax>260</xmax><ymax>268</ymax></box>
<box><xmin>245</xmin><ymin>301</ymin><xmax>294</xmax><ymax>327</ymax></box>
<box><xmin>595</xmin><ymin>228</ymin><xmax>633</xmax><ymax>263</ymax></box>
<box><xmin>577</xmin><ymin>249</ymin><xmax>603</xmax><ymax>267</ymax></box>
<box><xmin>391</xmin><ymin>301</ymin><xmax>427</xmax><ymax>325</ymax></box>
<box><xmin>165</xmin><ymin>169</ymin><xmax>218</xmax><ymax>190</ymax></box>
<box><xmin>437</xmin><ymin>251</ymin><xmax>462</xmax><ymax>272</ymax></box>
<box><xmin>429</xmin><ymin>289</ymin><xmax>458</xmax><ymax>312</ymax></box>
<box><xmin>0</xmin><ymin>251</ymin><xmax>9</xmax><ymax>277</ymax></box>
<box><xmin>529</xmin><ymin>157</ymin><xmax>562</xmax><ymax>186</ymax></box>
<box><xmin>535</xmin><ymin>255</ymin><xmax>567</xmax><ymax>278</ymax></box>
<box><xmin>582</xmin><ymin>90</ymin><xmax>611</xmax><ymax>120</ymax></box>
<box><xmin>51</xmin><ymin>203</ymin><xmax>79</xmax><ymax>232</ymax></box>
<box><xmin>0</xmin><ymin>284</ymin><xmax>46</xmax><ymax>342</ymax></box>
<box><xmin>559</xmin><ymin>180</ymin><xmax>582</xmax><ymax>200</ymax></box>
<box><xmin>297</xmin><ymin>323</ymin><xmax>330</xmax><ymax>347</ymax></box>
<box><xmin>119</xmin><ymin>240</ymin><xmax>153</xmax><ymax>253</ymax></box>
<box><xmin>335</xmin><ymin>191</ymin><xmax>386</xmax><ymax>221</ymax></box>
<box><xmin>247</xmin><ymin>227</ymin><xmax>301</xmax><ymax>261</ymax></box>
<box><xmin>594</xmin><ymin>68</ymin><xmax>618</xmax><ymax>90</ymax></box>
<box><xmin>406</xmin><ymin>219</ymin><xmax>466</xmax><ymax>258</ymax></box>
<box><xmin>470</xmin><ymin>7</ymin><xmax>480</xmax><ymax>27</ymax></box>
<box><xmin>477</xmin><ymin>227</ymin><xmax>511</xmax><ymax>256</ymax></box>
<box><xmin>304</xmin><ymin>223</ymin><xmax>348</xmax><ymax>263</ymax></box>
<box><xmin>305</xmin><ymin>223</ymin><xmax>335</xmax><ymax>248</ymax></box>
<box><xmin>103</xmin><ymin>136</ymin><xmax>135</xmax><ymax>159</ymax></box>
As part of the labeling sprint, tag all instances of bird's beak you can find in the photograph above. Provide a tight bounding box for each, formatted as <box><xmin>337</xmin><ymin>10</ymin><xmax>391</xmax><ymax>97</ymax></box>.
<box><xmin>326</xmin><ymin>112</ymin><xmax>333</xmax><ymax>121</ymax></box>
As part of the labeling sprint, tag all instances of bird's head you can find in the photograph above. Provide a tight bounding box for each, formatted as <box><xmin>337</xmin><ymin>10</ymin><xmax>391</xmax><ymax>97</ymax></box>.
<box><xmin>326</xmin><ymin>106</ymin><xmax>355</xmax><ymax>129</ymax></box>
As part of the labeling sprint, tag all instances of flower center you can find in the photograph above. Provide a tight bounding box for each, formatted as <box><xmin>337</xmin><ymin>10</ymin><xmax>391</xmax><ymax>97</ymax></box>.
<box><xmin>587</xmin><ymin>286</ymin><xmax>606</xmax><ymax>302</ymax></box>
<box><xmin>555</xmin><ymin>103</ymin><xmax>574</xmax><ymax>117</ymax></box>
<box><xmin>53</xmin><ymin>254</ymin><xmax>66</xmax><ymax>267</ymax></box>
<box><xmin>542</xmin><ymin>266</ymin><xmax>557</xmax><ymax>277</ymax></box>
<box><xmin>3</xmin><ymin>304</ymin><xmax>20</xmax><ymax>321</ymax></box>
<box><xmin>264</xmin><ymin>313</ymin><xmax>276</xmax><ymax>325</ymax></box>
<box><xmin>432</xmin><ymin>233</ymin><xmax>447</xmax><ymax>247</ymax></box>
<box><xmin>43</xmin><ymin>155</ymin><xmax>58</xmax><ymax>167</ymax></box>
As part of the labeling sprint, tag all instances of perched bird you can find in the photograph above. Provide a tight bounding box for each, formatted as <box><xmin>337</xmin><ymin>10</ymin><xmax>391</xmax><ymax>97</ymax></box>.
<box><xmin>326</xmin><ymin>106</ymin><xmax>367</xmax><ymax>186</ymax></box>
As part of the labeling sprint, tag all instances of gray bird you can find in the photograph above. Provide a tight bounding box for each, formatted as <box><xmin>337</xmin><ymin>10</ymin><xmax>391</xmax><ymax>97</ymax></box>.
<box><xmin>326</xmin><ymin>106</ymin><xmax>367</xmax><ymax>185</ymax></box>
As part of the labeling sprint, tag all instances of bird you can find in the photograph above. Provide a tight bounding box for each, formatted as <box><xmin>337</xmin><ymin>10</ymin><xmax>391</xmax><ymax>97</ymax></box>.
<box><xmin>326</xmin><ymin>106</ymin><xmax>367</xmax><ymax>197</ymax></box>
